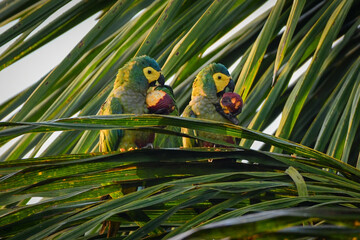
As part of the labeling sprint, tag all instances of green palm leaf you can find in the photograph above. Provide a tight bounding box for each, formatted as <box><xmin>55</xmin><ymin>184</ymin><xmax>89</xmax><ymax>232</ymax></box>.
<box><xmin>0</xmin><ymin>0</ymin><xmax>359</xmax><ymax>239</ymax></box>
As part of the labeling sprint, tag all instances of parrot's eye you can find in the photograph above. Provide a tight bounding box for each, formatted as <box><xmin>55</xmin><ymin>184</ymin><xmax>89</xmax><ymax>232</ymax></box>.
<box><xmin>143</xmin><ymin>66</ymin><xmax>161</xmax><ymax>84</ymax></box>
<box><xmin>213</xmin><ymin>72</ymin><xmax>231</xmax><ymax>93</ymax></box>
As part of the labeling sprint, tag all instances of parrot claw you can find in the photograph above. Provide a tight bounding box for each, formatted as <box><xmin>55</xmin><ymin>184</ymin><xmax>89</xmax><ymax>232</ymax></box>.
<box><xmin>214</xmin><ymin>103</ymin><xmax>239</xmax><ymax>125</ymax></box>
<box><xmin>143</xmin><ymin>143</ymin><xmax>154</xmax><ymax>149</ymax></box>
<box><xmin>228</xmin><ymin>116</ymin><xmax>239</xmax><ymax>125</ymax></box>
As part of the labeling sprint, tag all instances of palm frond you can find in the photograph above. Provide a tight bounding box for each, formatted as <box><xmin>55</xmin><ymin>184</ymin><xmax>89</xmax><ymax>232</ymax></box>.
<box><xmin>0</xmin><ymin>0</ymin><xmax>359</xmax><ymax>239</ymax></box>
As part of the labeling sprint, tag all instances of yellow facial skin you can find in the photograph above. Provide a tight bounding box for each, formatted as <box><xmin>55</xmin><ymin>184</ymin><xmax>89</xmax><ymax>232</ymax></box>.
<box><xmin>143</xmin><ymin>67</ymin><xmax>161</xmax><ymax>85</ymax></box>
<box><xmin>212</xmin><ymin>72</ymin><xmax>231</xmax><ymax>93</ymax></box>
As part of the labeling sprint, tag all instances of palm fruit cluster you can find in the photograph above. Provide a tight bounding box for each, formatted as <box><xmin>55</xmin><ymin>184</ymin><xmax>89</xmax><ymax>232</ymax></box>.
<box><xmin>220</xmin><ymin>92</ymin><xmax>243</xmax><ymax>116</ymax></box>
<box><xmin>146</xmin><ymin>85</ymin><xmax>176</xmax><ymax>115</ymax></box>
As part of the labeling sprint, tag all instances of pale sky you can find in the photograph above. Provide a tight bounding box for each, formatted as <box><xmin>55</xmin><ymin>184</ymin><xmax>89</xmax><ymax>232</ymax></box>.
<box><xmin>0</xmin><ymin>0</ymin><xmax>101</xmax><ymax>105</ymax></box>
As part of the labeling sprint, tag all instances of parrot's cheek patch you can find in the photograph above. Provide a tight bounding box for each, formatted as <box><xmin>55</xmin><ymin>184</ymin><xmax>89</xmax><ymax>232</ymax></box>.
<box><xmin>213</xmin><ymin>73</ymin><xmax>232</xmax><ymax>94</ymax></box>
<box><xmin>143</xmin><ymin>66</ymin><xmax>161</xmax><ymax>85</ymax></box>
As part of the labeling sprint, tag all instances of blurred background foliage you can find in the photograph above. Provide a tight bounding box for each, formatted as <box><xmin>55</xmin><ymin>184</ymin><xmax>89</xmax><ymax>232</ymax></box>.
<box><xmin>0</xmin><ymin>0</ymin><xmax>359</xmax><ymax>239</ymax></box>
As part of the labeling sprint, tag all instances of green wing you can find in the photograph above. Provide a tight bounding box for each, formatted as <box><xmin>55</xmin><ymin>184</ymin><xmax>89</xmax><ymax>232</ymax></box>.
<box><xmin>151</xmin><ymin>85</ymin><xmax>181</xmax><ymax>147</ymax></box>
<box><xmin>181</xmin><ymin>105</ymin><xmax>198</xmax><ymax>148</ymax></box>
<box><xmin>99</xmin><ymin>96</ymin><xmax>124</xmax><ymax>152</ymax></box>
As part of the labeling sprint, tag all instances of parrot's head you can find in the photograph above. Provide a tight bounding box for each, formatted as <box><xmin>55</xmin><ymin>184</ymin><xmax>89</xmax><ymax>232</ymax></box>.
<box><xmin>116</xmin><ymin>56</ymin><xmax>165</xmax><ymax>91</ymax></box>
<box><xmin>192</xmin><ymin>63</ymin><xmax>234</xmax><ymax>99</ymax></box>
<box><xmin>138</xmin><ymin>56</ymin><xmax>165</xmax><ymax>87</ymax></box>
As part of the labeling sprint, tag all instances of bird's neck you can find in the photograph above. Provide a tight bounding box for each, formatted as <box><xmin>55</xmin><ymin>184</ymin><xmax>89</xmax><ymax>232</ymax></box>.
<box><xmin>190</xmin><ymin>94</ymin><xmax>218</xmax><ymax>108</ymax></box>
<box><xmin>191</xmin><ymin>87</ymin><xmax>219</xmax><ymax>104</ymax></box>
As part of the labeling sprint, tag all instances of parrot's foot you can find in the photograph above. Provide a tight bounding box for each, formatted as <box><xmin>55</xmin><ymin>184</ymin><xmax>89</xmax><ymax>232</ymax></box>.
<box><xmin>142</xmin><ymin>143</ymin><xmax>154</xmax><ymax>149</ymax></box>
<box><xmin>119</xmin><ymin>147</ymin><xmax>138</xmax><ymax>152</ymax></box>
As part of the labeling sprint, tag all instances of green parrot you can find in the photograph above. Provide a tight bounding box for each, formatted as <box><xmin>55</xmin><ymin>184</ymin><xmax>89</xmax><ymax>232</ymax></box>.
<box><xmin>181</xmin><ymin>63</ymin><xmax>238</xmax><ymax>148</ymax></box>
<box><xmin>99</xmin><ymin>55</ymin><xmax>165</xmax><ymax>152</ymax></box>
<box><xmin>98</xmin><ymin>56</ymin><xmax>165</xmax><ymax>237</ymax></box>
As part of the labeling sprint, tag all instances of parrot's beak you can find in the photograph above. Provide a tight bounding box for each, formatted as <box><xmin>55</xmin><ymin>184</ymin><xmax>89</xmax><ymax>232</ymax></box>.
<box><xmin>217</xmin><ymin>78</ymin><xmax>235</xmax><ymax>97</ymax></box>
<box><xmin>149</xmin><ymin>74</ymin><xmax>165</xmax><ymax>87</ymax></box>
<box><xmin>224</xmin><ymin>78</ymin><xmax>235</xmax><ymax>93</ymax></box>
<box><xmin>157</xmin><ymin>74</ymin><xmax>165</xmax><ymax>86</ymax></box>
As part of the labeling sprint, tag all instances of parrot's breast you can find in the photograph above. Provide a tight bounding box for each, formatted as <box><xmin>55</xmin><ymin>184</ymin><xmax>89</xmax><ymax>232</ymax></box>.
<box><xmin>109</xmin><ymin>86</ymin><xmax>152</xmax><ymax>150</ymax></box>
<box><xmin>189</xmin><ymin>96</ymin><xmax>235</xmax><ymax>147</ymax></box>
<box><xmin>190</xmin><ymin>96</ymin><xmax>228</xmax><ymax>122</ymax></box>
<box><xmin>113</xmin><ymin>86</ymin><xmax>147</xmax><ymax>114</ymax></box>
